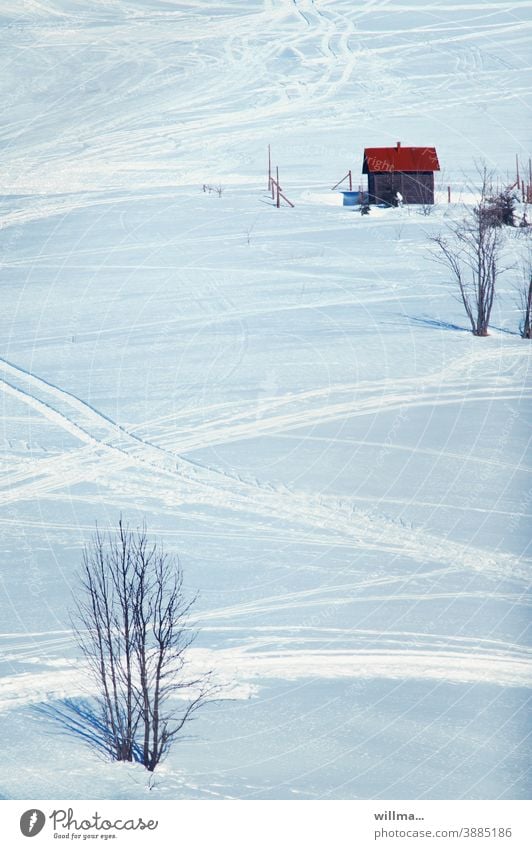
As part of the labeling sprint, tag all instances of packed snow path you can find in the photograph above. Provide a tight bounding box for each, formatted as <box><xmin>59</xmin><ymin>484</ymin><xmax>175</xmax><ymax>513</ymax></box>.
<box><xmin>1</xmin><ymin>355</ymin><xmax>529</xmax><ymax>582</ymax></box>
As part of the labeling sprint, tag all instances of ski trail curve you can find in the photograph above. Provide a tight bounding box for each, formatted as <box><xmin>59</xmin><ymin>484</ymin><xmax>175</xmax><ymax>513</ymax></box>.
<box><xmin>0</xmin><ymin>356</ymin><xmax>528</xmax><ymax>582</ymax></box>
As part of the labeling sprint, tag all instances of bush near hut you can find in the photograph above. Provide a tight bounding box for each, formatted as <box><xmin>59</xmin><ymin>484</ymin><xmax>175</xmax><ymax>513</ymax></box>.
<box><xmin>480</xmin><ymin>188</ymin><xmax>518</xmax><ymax>228</ymax></box>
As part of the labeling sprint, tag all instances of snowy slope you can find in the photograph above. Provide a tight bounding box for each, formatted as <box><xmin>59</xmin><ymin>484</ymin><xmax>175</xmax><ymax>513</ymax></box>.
<box><xmin>0</xmin><ymin>0</ymin><xmax>531</xmax><ymax>800</ymax></box>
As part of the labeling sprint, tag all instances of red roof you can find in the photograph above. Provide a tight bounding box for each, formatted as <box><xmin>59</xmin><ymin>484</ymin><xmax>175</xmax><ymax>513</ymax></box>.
<box><xmin>363</xmin><ymin>144</ymin><xmax>440</xmax><ymax>173</ymax></box>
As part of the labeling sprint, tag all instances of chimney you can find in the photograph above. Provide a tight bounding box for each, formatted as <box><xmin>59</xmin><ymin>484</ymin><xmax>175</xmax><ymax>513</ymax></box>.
<box><xmin>397</xmin><ymin>141</ymin><xmax>401</xmax><ymax>149</ymax></box>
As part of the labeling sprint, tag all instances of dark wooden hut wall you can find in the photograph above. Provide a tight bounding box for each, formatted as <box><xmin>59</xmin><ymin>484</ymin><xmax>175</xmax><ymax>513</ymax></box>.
<box><xmin>367</xmin><ymin>171</ymin><xmax>435</xmax><ymax>205</ymax></box>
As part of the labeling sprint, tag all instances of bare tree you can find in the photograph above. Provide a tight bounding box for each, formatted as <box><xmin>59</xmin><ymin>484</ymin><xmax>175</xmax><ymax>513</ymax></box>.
<box><xmin>430</xmin><ymin>169</ymin><xmax>507</xmax><ymax>336</ymax></box>
<box><xmin>71</xmin><ymin>520</ymin><xmax>214</xmax><ymax>771</ymax></box>
<box><xmin>517</xmin><ymin>254</ymin><xmax>532</xmax><ymax>339</ymax></box>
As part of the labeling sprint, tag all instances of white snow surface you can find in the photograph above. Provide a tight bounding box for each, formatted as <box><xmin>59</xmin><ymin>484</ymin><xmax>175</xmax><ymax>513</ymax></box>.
<box><xmin>0</xmin><ymin>0</ymin><xmax>531</xmax><ymax>800</ymax></box>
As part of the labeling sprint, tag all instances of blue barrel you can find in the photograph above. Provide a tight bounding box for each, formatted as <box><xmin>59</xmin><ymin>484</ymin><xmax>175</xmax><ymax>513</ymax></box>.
<box><xmin>340</xmin><ymin>191</ymin><xmax>362</xmax><ymax>206</ymax></box>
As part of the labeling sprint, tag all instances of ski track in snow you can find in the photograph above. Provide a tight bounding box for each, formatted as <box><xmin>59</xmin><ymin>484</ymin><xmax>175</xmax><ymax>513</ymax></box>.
<box><xmin>1</xmin><ymin>642</ymin><xmax>531</xmax><ymax>712</ymax></box>
<box><xmin>142</xmin><ymin>346</ymin><xmax>531</xmax><ymax>456</ymax></box>
<box><xmin>1</xmin><ymin>0</ymin><xmax>529</xmax><ymax>192</ymax></box>
<box><xmin>0</xmin><ymin>356</ymin><xmax>529</xmax><ymax>584</ymax></box>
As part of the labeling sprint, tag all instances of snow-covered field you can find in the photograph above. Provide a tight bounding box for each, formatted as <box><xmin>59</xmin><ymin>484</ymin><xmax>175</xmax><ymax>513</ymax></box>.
<box><xmin>0</xmin><ymin>0</ymin><xmax>531</xmax><ymax>800</ymax></box>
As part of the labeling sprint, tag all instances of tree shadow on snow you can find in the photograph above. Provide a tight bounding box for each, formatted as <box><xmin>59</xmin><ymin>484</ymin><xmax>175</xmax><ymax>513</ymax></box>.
<box><xmin>31</xmin><ymin>698</ymin><xmax>144</xmax><ymax>764</ymax></box>
<box><xmin>405</xmin><ymin>315</ymin><xmax>469</xmax><ymax>332</ymax></box>
<box><xmin>406</xmin><ymin>315</ymin><xmax>521</xmax><ymax>336</ymax></box>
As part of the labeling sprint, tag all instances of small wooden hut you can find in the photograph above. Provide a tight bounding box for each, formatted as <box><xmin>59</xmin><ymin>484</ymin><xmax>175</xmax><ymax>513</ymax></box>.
<box><xmin>362</xmin><ymin>142</ymin><xmax>440</xmax><ymax>205</ymax></box>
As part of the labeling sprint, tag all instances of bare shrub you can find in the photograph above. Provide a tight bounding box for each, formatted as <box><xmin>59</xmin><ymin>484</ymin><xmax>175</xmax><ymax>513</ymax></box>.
<box><xmin>203</xmin><ymin>184</ymin><xmax>224</xmax><ymax>197</ymax></box>
<box><xmin>417</xmin><ymin>201</ymin><xmax>434</xmax><ymax>216</ymax></box>
<box><xmin>429</xmin><ymin>168</ymin><xmax>508</xmax><ymax>336</ymax></box>
<box><xmin>480</xmin><ymin>188</ymin><xmax>517</xmax><ymax>228</ymax></box>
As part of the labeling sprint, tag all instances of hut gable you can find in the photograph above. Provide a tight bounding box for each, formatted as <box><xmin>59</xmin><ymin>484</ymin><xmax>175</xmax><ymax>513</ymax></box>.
<box><xmin>362</xmin><ymin>142</ymin><xmax>440</xmax><ymax>205</ymax></box>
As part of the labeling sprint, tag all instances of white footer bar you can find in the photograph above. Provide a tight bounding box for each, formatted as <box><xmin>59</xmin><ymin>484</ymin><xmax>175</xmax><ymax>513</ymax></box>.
<box><xmin>3</xmin><ymin>799</ymin><xmax>530</xmax><ymax>848</ymax></box>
